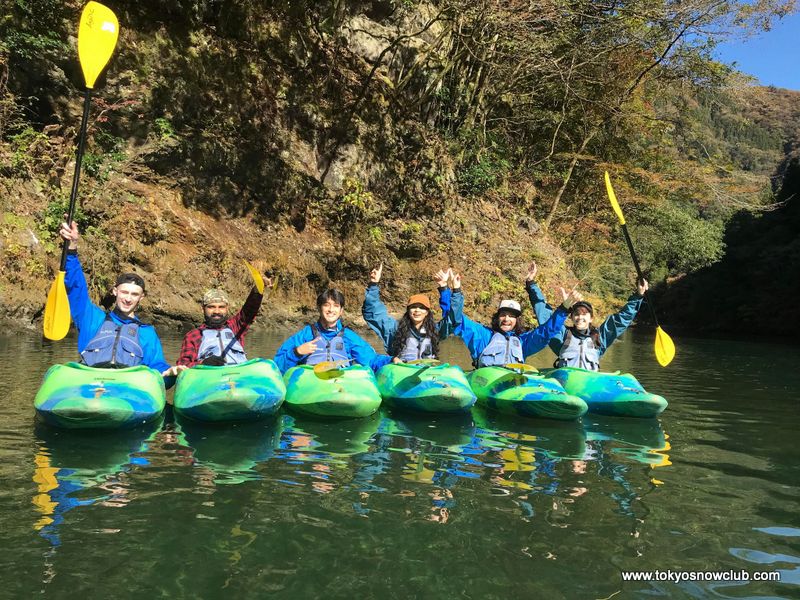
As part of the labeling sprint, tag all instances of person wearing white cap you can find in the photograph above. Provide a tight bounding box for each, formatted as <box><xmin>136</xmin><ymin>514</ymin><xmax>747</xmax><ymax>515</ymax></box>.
<box><xmin>524</xmin><ymin>261</ymin><xmax>648</xmax><ymax>371</ymax></box>
<box><xmin>447</xmin><ymin>270</ymin><xmax>583</xmax><ymax>368</ymax></box>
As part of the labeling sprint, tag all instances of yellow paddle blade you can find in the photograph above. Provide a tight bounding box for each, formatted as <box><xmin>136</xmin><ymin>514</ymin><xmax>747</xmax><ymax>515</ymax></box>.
<box><xmin>407</xmin><ymin>359</ymin><xmax>440</xmax><ymax>366</ymax></box>
<box><xmin>243</xmin><ymin>259</ymin><xmax>265</xmax><ymax>294</ymax></box>
<box><xmin>504</xmin><ymin>362</ymin><xmax>538</xmax><ymax>373</ymax></box>
<box><xmin>43</xmin><ymin>271</ymin><xmax>71</xmax><ymax>340</ymax></box>
<box><xmin>654</xmin><ymin>326</ymin><xmax>676</xmax><ymax>367</ymax></box>
<box><xmin>604</xmin><ymin>171</ymin><xmax>626</xmax><ymax>226</ymax></box>
<box><xmin>78</xmin><ymin>2</ymin><xmax>120</xmax><ymax>89</ymax></box>
<box><xmin>312</xmin><ymin>360</ymin><xmax>349</xmax><ymax>379</ymax></box>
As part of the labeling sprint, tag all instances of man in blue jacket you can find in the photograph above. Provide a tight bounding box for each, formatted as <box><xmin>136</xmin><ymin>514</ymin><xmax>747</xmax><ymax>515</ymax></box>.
<box><xmin>274</xmin><ymin>288</ymin><xmax>391</xmax><ymax>373</ymax></box>
<box><xmin>59</xmin><ymin>221</ymin><xmax>184</xmax><ymax>377</ymax></box>
<box><xmin>524</xmin><ymin>261</ymin><xmax>648</xmax><ymax>371</ymax></box>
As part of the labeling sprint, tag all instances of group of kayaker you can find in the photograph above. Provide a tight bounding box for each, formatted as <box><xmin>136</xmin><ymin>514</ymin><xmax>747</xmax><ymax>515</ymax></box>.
<box><xmin>57</xmin><ymin>220</ymin><xmax>648</xmax><ymax>381</ymax></box>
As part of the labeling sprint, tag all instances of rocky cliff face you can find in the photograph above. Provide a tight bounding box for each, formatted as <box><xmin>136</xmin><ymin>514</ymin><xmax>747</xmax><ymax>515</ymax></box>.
<box><xmin>2</xmin><ymin>1</ymin><xmax>797</xmax><ymax>338</ymax></box>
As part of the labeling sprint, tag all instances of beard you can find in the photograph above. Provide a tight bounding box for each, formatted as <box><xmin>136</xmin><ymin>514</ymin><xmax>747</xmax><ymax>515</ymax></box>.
<box><xmin>205</xmin><ymin>314</ymin><xmax>227</xmax><ymax>327</ymax></box>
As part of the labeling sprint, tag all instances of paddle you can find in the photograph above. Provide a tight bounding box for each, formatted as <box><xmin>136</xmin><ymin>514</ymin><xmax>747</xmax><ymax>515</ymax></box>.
<box><xmin>604</xmin><ymin>171</ymin><xmax>676</xmax><ymax>367</ymax></box>
<box><xmin>43</xmin><ymin>2</ymin><xmax>119</xmax><ymax>340</ymax></box>
<box><xmin>313</xmin><ymin>360</ymin><xmax>350</xmax><ymax>379</ymax></box>
<box><xmin>503</xmin><ymin>362</ymin><xmax>538</xmax><ymax>373</ymax></box>
<box><xmin>202</xmin><ymin>260</ymin><xmax>269</xmax><ymax>366</ymax></box>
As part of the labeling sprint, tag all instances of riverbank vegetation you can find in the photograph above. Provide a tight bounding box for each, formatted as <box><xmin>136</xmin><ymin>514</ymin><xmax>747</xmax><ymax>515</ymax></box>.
<box><xmin>1</xmin><ymin>0</ymin><xmax>798</xmax><ymax>336</ymax></box>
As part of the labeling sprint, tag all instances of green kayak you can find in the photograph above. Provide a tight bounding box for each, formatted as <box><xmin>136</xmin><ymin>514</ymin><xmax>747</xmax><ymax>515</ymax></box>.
<box><xmin>283</xmin><ymin>364</ymin><xmax>382</xmax><ymax>418</ymax></box>
<box><xmin>34</xmin><ymin>362</ymin><xmax>166</xmax><ymax>429</ymax></box>
<box><xmin>468</xmin><ymin>366</ymin><xmax>588</xmax><ymax>421</ymax></box>
<box><xmin>543</xmin><ymin>367</ymin><xmax>668</xmax><ymax>418</ymax></box>
<box><xmin>173</xmin><ymin>358</ymin><xmax>285</xmax><ymax>422</ymax></box>
<box><xmin>376</xmin><ymin>361</ymin><xmax>476</xmax><ymax>413</ymax></box>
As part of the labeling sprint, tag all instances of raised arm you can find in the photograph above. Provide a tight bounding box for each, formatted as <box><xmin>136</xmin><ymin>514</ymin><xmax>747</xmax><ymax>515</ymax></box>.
<box><xmin>447</xmin><ymin>273</ymin><xmax>493</xmax><ymax>361</ymax></box>
<box><xmin>230</xmin><ymin>281</ymin><xmax>268</xmax><ymax>337</ymax></box>
<box><xmin>525</xmin><ymin>262</ymin><xmax>555</xmax><ymax>325</ymax></box>
<box><xmin>361</xmin><ymin>264</ymin><xmax>397</xmax><ymax>352</ymax></box>
<box><xmin>596</xmin><ymin>279</ymin><xmax>647</xmax><ymax>354</ymax></box>
<box><xmin>60</xmin><ymin>221</ymin><xmax>105</xmax><ymax>336</ymax></box>
<box><xmin>520</xmin><ymin>286</ymin><xmax>580</xmax><ymax>358</ymax></box>
<box><xmin>434</xmin><ymin>268</ymin><xmax>452</xmax><ymax>338</ymax></box>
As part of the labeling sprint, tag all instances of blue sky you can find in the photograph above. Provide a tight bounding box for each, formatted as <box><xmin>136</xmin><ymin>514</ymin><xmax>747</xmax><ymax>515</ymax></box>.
<box><xmin>714</xmin><ymin>12</ymin><xmax>800</xmax><ymax>90</ymax></box>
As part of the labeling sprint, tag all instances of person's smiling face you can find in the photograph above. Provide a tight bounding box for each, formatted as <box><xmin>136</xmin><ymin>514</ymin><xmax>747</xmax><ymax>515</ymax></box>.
<box><xmin>113</xmin><ymin>283</ymin><xmax>144</xmax><ymax>316</ymax></box>
<box><xmin>319</xmin><ymin>299</ymin><xmax>343</xmax><ymax>328</ymax></box>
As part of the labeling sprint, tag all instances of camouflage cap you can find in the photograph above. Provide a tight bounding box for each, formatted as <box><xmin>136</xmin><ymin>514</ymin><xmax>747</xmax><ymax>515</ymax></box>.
<box><xmin>202</xmin><ymin>289</ymin><xmax>229</xmax><ymax>306</ymax></box>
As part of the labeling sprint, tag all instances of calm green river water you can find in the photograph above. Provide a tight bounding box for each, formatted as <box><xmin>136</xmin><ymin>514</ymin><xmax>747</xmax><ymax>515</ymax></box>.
<box><xmin>1</xmin><ymin>328</ymin><xmax>798</xmax><ymax>598</ymax></box>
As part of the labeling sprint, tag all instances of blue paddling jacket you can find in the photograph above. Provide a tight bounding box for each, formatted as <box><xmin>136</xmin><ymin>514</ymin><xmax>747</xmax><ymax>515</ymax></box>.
<box><xmin>361</xmin><ymin>283</ymin><xmax>452</xmax><ymax>355</ymax></box>
<box><xmin>449</xmin><ymin>289</ymin><xmax>568</xmax><ymax>365</ymax></box>
<box><xmin>273</xmin><ymin>319</ymin><xmax>392</xmax><ymax>374</ymax></box>
<box><xmin>64</xmin><ymin>253</ymin><xmax>171</xmax><ymax>373</ymax></box>
<box><xmin>526</xmin><ymin>281</ymin><xmax>643</xmax><ymax>357</ymax></box>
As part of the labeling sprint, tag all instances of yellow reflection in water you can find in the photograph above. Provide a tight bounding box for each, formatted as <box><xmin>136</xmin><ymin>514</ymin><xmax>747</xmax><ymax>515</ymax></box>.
<box><xmin>32</xmin><ymin>451</ymin><xmax>59</xmax><ymax>530</ymax></box>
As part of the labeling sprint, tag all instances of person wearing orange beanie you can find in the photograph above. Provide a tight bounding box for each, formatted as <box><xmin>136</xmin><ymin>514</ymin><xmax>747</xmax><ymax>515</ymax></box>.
<box><xmin>361</xmin><ymin>263</ymin><xmax>453</xmax><ymax>363</ymax></box>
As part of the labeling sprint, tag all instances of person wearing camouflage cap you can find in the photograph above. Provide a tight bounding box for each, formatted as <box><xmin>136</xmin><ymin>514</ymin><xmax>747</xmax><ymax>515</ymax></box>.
<box><xmin>177</xmin><ymin>274</ymin><xmax>271</xmax><ymax>368</ymax></box>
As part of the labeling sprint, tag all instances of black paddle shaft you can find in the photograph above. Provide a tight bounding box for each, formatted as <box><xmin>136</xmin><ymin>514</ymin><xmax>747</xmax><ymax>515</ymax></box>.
<box><xmin>620</xmin><ymin>223</ymin><xmax>661</xmax><ymax>327</ymax></box>
<box><xmin>58</xmin><ymin>89</ymin><xmax>92</xmax><ymax>271</ymax></box>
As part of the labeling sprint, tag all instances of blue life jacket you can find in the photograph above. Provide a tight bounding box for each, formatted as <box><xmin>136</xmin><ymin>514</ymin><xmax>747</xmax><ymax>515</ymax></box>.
<box><xmin>81</xmin><ymin>314</ymin><xmax>143</xmax><ymax>368</ymax></box>
<box><xmin>303</xmin><ymin>324</ymin><xmax>349</xmax><ymax>365</ymax></box>
<box><xmin>396</xmin><ymin>329</ymin><xmax>435</xmax><ymax>362</ymax></box>
<box><xmin>556</xmin><ymin>328</ymin><xmax>600</xmax><ymax>371</ymax></box>
<box><xmin>198</xmin><ymin>327</ymin><xmax>247</xmax><ymax>365</ymax></box>
<box><xmin>476</xmin><ymin>331</ymin><xmax>523</xmax><ymax>367</ymax></box>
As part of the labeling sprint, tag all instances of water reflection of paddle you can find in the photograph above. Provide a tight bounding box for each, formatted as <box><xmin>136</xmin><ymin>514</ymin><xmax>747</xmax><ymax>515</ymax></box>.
<box><xmin>32</xmin><ymin>420</ymin><xmax>161</xmax><ymax>546</ymax></box>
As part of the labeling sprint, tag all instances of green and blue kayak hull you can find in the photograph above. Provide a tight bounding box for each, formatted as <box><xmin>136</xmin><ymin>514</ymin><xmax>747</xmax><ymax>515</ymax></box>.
<box><xmin>34</xmin><ymin>362</ymin><xmax>166</xmax><ymax>429</ymax></box>
<box><xmin>284</xmin><ymin>364</ymin><xmax>382</xmax><ymax>418</ymax></box>
<box><xmin>376</xmin><ymin>362</ymin><xmax>476</xmax><ymax>413</ymax></box>
<box><xmin>468</xmin><ymin>366</ymin><xmax>588</xmax><ymax>421</ymax></box>
<box><xmin>173</xmin><ymin>358</ymin><xmax>285</xmax><ymax>422</ymax></box>
<box><xmin>543</xmin><ymin>367</ymin><xmax>668</xmax><ymax>418</ymax></box>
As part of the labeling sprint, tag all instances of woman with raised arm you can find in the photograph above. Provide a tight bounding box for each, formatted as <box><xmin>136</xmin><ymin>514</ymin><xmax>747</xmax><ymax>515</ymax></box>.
<box><xmin>524</xmin><ymin>261</ymin><xmax>648</xmax><ymax>371</ymax></box>
<box><xmin>361</xmin><ymin>264</ymin><xmax>453</xmax><ymax>363</ymax></box>
<box><xmin>449</xmin><ymin>270</ymin><xmax>582</xmax><ymax>367</ymax></box>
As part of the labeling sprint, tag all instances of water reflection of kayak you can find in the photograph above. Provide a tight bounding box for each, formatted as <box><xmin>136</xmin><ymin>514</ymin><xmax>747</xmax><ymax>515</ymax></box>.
<box><xmin>377</xmin><ymin>410</ymin><xmax>475</xmax><ymax>450</ymax></box>
<box><xmin>281</xmin><ymin>412</ymin><xmax>382</xmax><ymax>456</ymax></box>
<box><xmin>34</xmin><ymin>363</ymin><xmax>166</xmax><ymax>429</ymax></box>
<box><xmin>472</xmin><ymin>406</ymin><xmax>588</xmax><ymax>460</ymax></box>
<box><xmin>178</xmin><ymin>416</ymin><xmax>284</xmax><ymax>483</ymax></box>
<box><xmin>583</xmin><ymin>416</ymin><xmax>671</xmax><ymax>467</ymax></box>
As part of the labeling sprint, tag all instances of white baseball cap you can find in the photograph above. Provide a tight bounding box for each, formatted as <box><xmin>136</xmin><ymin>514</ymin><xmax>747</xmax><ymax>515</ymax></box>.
<box><xmin>498</xmin><ymin>299</ymin><xmax>522</xmax><ymax>315</ymax></box>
